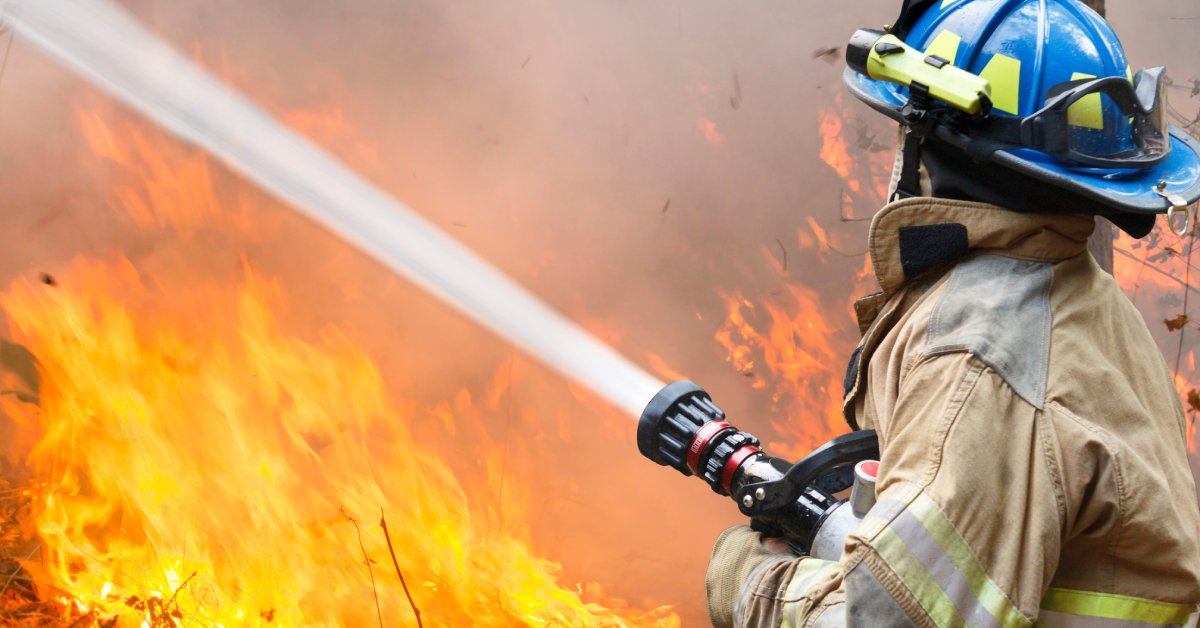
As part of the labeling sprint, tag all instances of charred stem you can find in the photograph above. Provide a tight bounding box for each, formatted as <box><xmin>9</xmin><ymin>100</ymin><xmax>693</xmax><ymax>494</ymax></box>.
<box><xmin>381</xmin><ymin>510</ymin><xmax>422</xmax><ymax>628</ymax></box>
<box><xmin>342</xmin><ymin>508</ymin><xmax>383</xmax><ymax>628</ymax></box>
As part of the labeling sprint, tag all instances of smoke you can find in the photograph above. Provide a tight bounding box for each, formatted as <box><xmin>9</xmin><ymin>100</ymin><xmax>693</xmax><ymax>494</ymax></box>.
<box><xmin>0</xmin><ymin>0</ymin><xmax>1197</xmax><ymax>623</ymax></box>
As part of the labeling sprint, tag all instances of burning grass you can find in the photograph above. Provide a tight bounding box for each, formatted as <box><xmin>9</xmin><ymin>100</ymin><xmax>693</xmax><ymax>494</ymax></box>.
<box><xmin>0</xmin><ymin>259</ymin><xmax>678</xmax><ymax>626</ymax></box>
<box><xmin>0</xmin><ymin>97</ymin><xmax>685</xmax><ymax>624</ymax></box>
<box><xmin>0</xmin><ymin>460</ymin><xmax>107</xmax><ymax>627</ymax></box>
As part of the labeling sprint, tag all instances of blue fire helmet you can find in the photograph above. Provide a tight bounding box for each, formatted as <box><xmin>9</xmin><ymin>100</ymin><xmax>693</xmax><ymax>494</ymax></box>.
<box><xmin>843</xmin><ymin>0</ymin><xmax>1200</xmax><ymax>216</ymax></box>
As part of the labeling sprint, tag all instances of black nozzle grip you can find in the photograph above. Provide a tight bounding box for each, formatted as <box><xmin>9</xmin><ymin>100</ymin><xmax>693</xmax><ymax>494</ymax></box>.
<box><xmin>637</xmin><ymin>380</ymin><xmax>724</xmax><ymax>474</ymax></box>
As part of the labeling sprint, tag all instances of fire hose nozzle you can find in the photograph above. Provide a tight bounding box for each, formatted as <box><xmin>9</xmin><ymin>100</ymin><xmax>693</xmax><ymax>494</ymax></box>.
<box><xmin>638</xmin><ymin>380</ymin><xmax>881</xmax><ymax>553</ymax></box>
<box><xmin>637</xmin><ymin>380</ymin><xmax>763</xmax><ymax>494</ymax></box>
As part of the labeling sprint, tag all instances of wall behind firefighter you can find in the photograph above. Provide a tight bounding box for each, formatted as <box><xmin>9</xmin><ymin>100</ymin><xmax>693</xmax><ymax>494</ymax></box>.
<box><xmin>0</xmin><ymin>0</ymin><xmax>1196</xmax><ymax>624</ymax></box>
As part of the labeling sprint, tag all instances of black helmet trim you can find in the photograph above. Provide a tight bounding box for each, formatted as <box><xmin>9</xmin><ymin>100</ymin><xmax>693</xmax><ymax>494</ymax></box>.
<box><xmin>979</xmin><ymin>128</ymin><xmax>1200</xmax><ymax>215</ymax></box>
<box><xmin>975</xmin><ymin>68</ymin><xmax>1170</xmax><ymax>170</ymax></box>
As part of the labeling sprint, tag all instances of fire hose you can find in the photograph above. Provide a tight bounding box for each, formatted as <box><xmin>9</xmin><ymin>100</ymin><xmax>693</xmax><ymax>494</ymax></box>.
<box><xmin>0</xmin><ymin>0</ymin><xmax>663</xmax><ymax>419</ymax></box>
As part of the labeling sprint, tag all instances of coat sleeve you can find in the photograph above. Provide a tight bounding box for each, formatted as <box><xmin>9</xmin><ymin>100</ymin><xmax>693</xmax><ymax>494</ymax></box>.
<box><xmin>706</xmin><ymin>352</ymin><xmax>1063</xmax><ymax>627</ymax></box>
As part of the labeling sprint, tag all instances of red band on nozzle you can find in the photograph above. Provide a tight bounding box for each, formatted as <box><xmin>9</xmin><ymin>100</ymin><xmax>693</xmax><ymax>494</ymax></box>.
<box><xmin>721</xmin><ymin>445</ymin><xmax>761</xmax><ymax>493</ymax></box>
<box><xmin>686</xmin><ymin>420</ymin><xmax>731</xmax><ymax>474</ymax></box>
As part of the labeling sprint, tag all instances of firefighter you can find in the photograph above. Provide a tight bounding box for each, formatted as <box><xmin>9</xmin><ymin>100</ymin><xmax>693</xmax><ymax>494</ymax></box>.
<box><xmin>705</xmin><ymin>0</ymin><xmax>1200</xmax><ymax>626</ymax></box>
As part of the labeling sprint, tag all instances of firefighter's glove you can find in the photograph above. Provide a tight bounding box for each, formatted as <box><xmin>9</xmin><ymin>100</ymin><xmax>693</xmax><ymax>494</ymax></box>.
<box><xmin>705</xmin><ymin>525</ymin><xmax>779</xmax><ymax>628</ymax></box>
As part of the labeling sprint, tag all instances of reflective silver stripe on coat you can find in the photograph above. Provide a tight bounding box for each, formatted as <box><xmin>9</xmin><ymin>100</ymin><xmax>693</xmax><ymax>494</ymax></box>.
<box><xmin>811</xmin><ymin>602</ymin><xmax>847</xmax><ymax>627</ymax></box>
<box><xmin>887</xmin><ymin>509</ymin><xmax>1003</xmax><ymax>628</ymax></box>
<box><xmin>867</xmin><ymin>487</ymin><xmax>1029</xmax><ymax>627</ymax></box>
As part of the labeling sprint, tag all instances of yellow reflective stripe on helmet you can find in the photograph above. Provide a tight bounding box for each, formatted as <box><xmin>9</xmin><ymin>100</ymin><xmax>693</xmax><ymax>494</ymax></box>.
<box><xmin>1068</xmin><ymin>72</ymin><xmax>1105</xmax><ymax>130</ymax></box>
<box><xmin>942</xmin><ymin>0</ymin><xmax>962</xmax><ymax>8</ymax></box>
<box><xmin>924</xmin><ymin>30</ymin><xmax>962</xmax><ymax>66</ymax></box>
<box><xmin>781</xmin><ymin>560</ymin><xmax>841</xmax><ymax>628</ymax></box>
<box><xmin>1040</xmin><ymin>588</ymin><xmax>1195</xmax><ymax>625</ymax></box>
<box><xmin>978</xmin><ymin>53</ymin><xmax>1022</xmax><ymax>115</ymax></box>
<box><xmin>868</xmin><ymin>488</ymin><xmax>1030</xmax><ymax>628</ymax></box>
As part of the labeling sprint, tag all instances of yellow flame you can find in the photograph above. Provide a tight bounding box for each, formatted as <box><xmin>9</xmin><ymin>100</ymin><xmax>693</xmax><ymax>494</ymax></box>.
<box><xmin>0</xmin><ymin>109</ymin><xmax>678</xmax><ymax>625</ymax></box>
<box><xmin>3</xmin><ymin>258</ymin><xmax>676</xmax><ymax>626</ymax></box>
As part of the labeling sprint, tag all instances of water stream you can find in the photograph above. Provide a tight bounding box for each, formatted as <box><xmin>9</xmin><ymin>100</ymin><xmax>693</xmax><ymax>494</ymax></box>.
<box><xmin>1</xmin><ymin>0</ymin><xmax>664</xmax><ymax>418</ymax></box>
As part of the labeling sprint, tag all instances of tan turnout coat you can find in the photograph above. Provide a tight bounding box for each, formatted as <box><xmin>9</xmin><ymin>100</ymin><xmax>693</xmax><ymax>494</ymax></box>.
<box><xmin>707</xmin><ymin>198</ymin><xmax>1200</xmax><ymax>627</ymax></box>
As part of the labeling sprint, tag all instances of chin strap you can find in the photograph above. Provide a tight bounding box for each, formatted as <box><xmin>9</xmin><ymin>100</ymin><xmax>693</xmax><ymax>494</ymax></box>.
<box><xmin>893</xmin><ymin>83</ymin><xmax>1006</xmax><ymax>201</ymax></box>
<box><xmin>894</xmin><ymin>130</ymin><xmax>925</xmax><ymax>200</ymax></box>
<box><xmin>893</xmin><ymin>84</ymin><xmax>941</xmax><ymax>201</ymax></box>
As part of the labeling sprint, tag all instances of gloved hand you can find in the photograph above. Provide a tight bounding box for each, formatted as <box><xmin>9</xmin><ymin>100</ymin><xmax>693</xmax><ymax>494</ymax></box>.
<box><xmin>705</xmin><ymin>525</ymin><xmax>790</xmax><ymax>628</ymax></box>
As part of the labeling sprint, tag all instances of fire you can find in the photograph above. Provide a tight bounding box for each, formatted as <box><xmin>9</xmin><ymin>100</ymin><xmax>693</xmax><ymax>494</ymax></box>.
<box><xmin>817</xmin><ymin>110</ymin><xmax>854</xmax><ymax>185</ymax></box>
<box><xmin>1114</xmin><ymin>225</ymin><xmax>1200</xmax><ymax>455</ymax></box>
<box><xmin>700</xmin><ymin>98</ymin><xmax>891</xmax><ymax>465</ymax></box>
<box><xmin>714</xmin><ymin>284</ymin><xmax>850</xmax><ymax>460</ymax></box>
<box><xmin>78</xmin><ymin>109</ymin><xmax>248</xmax><ymax>238</ymax></box>
<box><xmin>817</xmin><ymin>93</ymin><xmax>894</xmax><ymax>218</ymax></box>
<box><xmin>0</xmin><ymin>109</ymin><xmax>679</xmax><ymax>625</ymax></box>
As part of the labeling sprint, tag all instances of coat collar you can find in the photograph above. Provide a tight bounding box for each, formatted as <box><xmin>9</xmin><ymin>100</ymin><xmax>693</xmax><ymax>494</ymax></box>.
<box><xmin>867</xmin><ymin>197</ymin><xmax>1096</xmax><ymax>298</ymax></box>
<box><xmin>844</xmin><ymin>198</ymin><xmax>1096</xmax><ymax>429</ymax></box>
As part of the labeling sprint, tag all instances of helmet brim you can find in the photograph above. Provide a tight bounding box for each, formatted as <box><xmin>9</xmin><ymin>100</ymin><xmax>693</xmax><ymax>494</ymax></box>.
<box><xmin>843</xmin><ymin>67</ymin><xmax>1200</xmax><ymax>215</ymax></box>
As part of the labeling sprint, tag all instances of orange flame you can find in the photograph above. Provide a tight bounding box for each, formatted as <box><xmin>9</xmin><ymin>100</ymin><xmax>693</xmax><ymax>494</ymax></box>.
<box><xmin>817</xmin><ymin>94</ymin><xmax>894</xmax><ymax>216</ymax></box>
<box><xmin>714</xmin><ymin>284</ymin><xmax>849</xmax><ymax>460</ymax></box>
<box><xmin>0</xmin><ymin>109</ymin><xmax>679</xmax><ymax>625</ymax></box>
<box><xmin>79</xmin><ymin>109</ymin><xmax>248</xmax><ymax>238</ymax></box>
<box><xmin>817</xmin><ymin>110</ymin><xmax>854</xmax><ymax>187</ymax></box>
<box><xmin>1114</xmin><ymin>227</ymin><xmax>1200</xmax><ymax>456</ymax></box>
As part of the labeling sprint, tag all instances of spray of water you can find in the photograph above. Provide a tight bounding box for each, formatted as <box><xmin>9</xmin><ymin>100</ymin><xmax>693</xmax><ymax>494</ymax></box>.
<box><xmin>0</xmin><ymin>0</ymin><xmax>664</xmax><ymax>418</ymax></box>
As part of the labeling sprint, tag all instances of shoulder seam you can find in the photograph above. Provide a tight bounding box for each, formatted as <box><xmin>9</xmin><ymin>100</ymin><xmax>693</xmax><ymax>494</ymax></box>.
<box><xmin>923</xmin><ymin>255</ymin><xmax>1054</xmax><ymax>409</ymax></box>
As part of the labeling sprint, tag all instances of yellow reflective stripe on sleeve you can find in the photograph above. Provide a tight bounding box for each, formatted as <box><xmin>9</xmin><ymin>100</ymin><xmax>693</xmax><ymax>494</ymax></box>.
<box><xmin>781</xmin><ymin>560</ymin><xmax>841</xmax><ymax>628</ymax></box>
<box><xmin>867</xmin><ymin>488</ymin><xmax>1030</xmax><ymax>628</ymax></box>
<box><xmin>906</xmin><ymin>493</ymin><xmax>1028</xmax><ymax>627</ymax></box>
<box><xmin>1040</xmin><ymin>588</ymin><xmax>1195</xmax><ymax>625</ymax></box>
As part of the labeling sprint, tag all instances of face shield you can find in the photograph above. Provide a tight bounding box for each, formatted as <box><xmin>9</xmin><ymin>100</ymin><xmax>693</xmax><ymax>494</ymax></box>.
<box><xmin>1017</xmin><ymin>67</ymin><xmax>1171</xmax><ymax>169</ymax></box>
